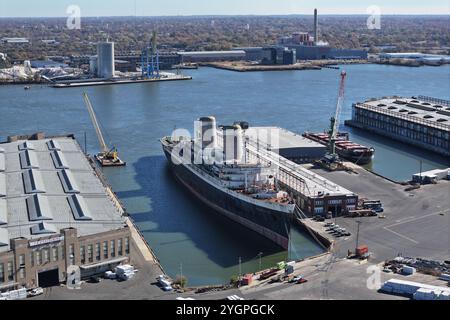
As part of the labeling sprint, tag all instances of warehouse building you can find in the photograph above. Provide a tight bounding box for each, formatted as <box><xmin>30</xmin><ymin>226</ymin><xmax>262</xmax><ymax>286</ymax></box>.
<box><xmin>0</xmin><ymin>134</ymin><xmax>131</xmax><ymax>291</ymax></box>
<box><xmin>245</xmin><ymin>127</ymin><xmax>326</xmax><ymax>163</ymax></box>
<box><xmin>346</xmin><ymin>96</ymin><xmax>450</xmax><ymax>157</ymax></box>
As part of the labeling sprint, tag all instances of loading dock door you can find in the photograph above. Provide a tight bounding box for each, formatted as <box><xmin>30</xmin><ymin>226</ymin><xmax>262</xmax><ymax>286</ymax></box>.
<box><xmin>38</xmin><ymin>268</ymin><xmax>59</xmax><ymax>288</ymax></box>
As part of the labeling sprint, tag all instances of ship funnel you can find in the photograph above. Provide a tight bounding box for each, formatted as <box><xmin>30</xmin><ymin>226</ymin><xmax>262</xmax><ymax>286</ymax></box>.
<box><xmin>196</xmin><ymin>116</ymin><xmax>218</xmax><ymax>150</ymax></box>
<box><xmin>222</xmin><ymin>124</ymin><xmax>244</xmax><ymax>165</ymax></box>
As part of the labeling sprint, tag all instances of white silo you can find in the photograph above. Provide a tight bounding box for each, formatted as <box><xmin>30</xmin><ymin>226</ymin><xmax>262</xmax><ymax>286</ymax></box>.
<box><xmin>97</xmin><ymin>41</ymin><xmax>115</xmax><ymax>78</ymax></box>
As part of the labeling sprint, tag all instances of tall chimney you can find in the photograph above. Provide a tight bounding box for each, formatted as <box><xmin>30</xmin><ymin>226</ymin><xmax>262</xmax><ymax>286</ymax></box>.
<box><xmin>314</xmin><ymin>8</ymin><xmax>318</xmax><ymax>45</ymax></box>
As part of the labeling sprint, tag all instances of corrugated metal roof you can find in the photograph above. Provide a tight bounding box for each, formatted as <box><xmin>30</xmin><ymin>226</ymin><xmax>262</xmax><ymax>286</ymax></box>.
<box><xmin>30</xmin><ymin>222</ymin><xmax>57</xmax><ymax>235</ymax></box>
<box><xmin>68</xmin><ymin>194</ymin><xmax>92</xmax><ymax>221</ymax></box>
<box><xmin>0</xmin><ymin>199</ymin><xmax>6</xmax><ymax>225</ymax></box>
<box><xmin>0</xmin><ymin>228</ymin><xmax>8</xmax><ymax>246</ymax></box>
<box><xmin>19</xmin><ymin>150</ymin><xmax>39</xmax><ymax>169</ymax></box>
<box><xmin>58</xmin><ymin>169</ymin><xmax>79</xmax><ymax>193</ymax></box>
<box><xmin>26</xmin><ymin>194</ymin><xmax>53</xmax><ymax>221</ymax></box>
<box><xmin>51</xmin><ymin>150</ymin><xmax>70</xmax><ymax>169</ymax></box>
<box><xmin>23</xmin><ymin>169</ymin><xmax>46</xmax><ymax>194</ymax></box>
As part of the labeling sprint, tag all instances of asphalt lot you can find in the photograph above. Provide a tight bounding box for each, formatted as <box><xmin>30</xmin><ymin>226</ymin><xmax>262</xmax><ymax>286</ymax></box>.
<box><xmin>305</xmin><ymin>165</ymin><xmax>450</xmax><ymax>262</ymax></box>
<box><xmin>31</xmin><ymin>237</ymin><xmax>172</xmax><ymax>300</ymax></box>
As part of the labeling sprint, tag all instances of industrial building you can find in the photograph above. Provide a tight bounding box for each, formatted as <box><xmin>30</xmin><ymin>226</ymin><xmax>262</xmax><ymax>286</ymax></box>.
<box><xmin>96</xmin><ymin>41</ymin><xmax>115</xmax><ymax>78</ymax></box>
<box><xmin>261</xmin><ymin>47</ymin><xmax>297</xmax><ymax>65</ymax></box>
<box><xmin>345</xmin><ymin>96</ymin><xmax>450</xmax><ymax>157</ymax></box>
<box><xmin>0</xmin><ymin>134</ymin><xmax>131</xmax><ymax>291</ymax></box>
<box><xmin>244</xmin><ymin>127</ymin><xmax>358</xmax><ymax>216</ymax></box>
<box><xmin>245</xmin><ymin>127</ymin><xmax>326</xmax><ymax>163</ymax></box>
<box><xmin>177</xmin><ymin>50</ymin><xmax>246</xmax><ymax>63</ymax></box>
<box><xmin>276</xmin><ymin>9</ymin><xmax>368</xmax><ymax>60</ymax></box>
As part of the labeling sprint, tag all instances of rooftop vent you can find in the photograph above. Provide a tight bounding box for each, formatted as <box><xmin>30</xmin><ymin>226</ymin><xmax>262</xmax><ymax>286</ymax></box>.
<box><xmin>408</xmin><ymin>111</ymin><xmax>418</xmax><ymax>115</ymax></box>
<box><xmin>51</xmin><ymin>151</ymin><xmax>69</xmax><ymax>169</ymax></box>
<box><xmin>423</xmin><ymin>115</ymin><xmax>434</xmax><ymax>119</ymax></box>
<box><xmin>388</xmin><ymin>106</ymin><xmax>398</xmax><ymax>110</ymax></box>
<box><xmin>437</xmin><ymin>119</ymin><xmax>448</xmax><ymax>123</ymax></box>
<box><xmin>26</xmin><ymin>194</ymin><xmax>53</xmax><ymax>221</ymax></box>
<box><xmin>411</xmin><ymin>100</ymin><xmax>419</xmax><ymax>103</ymax></box>
<box><xmin>58</xmin><ymin>169</ymin><xmax>80</xmax><ymax>194</ymax></box>
<box><xmin>20</xmin><ymin>150</ymin><xmax>39</xmax><ymax>169</ymax></box>
<box><xmin>30</xmin><ymin>222</ymin><xmax>57</xmax><ymax>235</ymax></box>
<box><xmin>377</xmin><ymin>104</ymin><xmax>387</xmax><ymax>107</ymax></box>
<box><xmin>47</xmin><ymin>139</ymin><xmax>62</xmax><ymax>151</ymax></box>
<box><xmin>434</xmin><ymin>105</ymin><xmax>443</xmax><ymax>109</ymax></box>
<box><xmin>68</xmin><ymin>194</ymin><xmax>92</xmax><ymax>221</ymax></box>
<box><xmin>422</xmin><ymin>102</ymin><xmax>431</xmax><ymax>106</ymax></box>
<box><xmin>23</xmin><ymin>169</ymin><xmax>46</xmax><ymax>194</ymax></box>
<box><xmin>399</xmin><ymin>109</ymin><xmax>408</xmax><ymax>113</ymax></box>
<box><xmin>18</xmin><ymin>141</ymin><xmax>35</xmax><ymax>151</ymax></box>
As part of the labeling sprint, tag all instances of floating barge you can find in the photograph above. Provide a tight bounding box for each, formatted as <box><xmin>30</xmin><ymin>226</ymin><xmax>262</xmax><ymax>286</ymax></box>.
<box><xmin>303</xmin><ymin>132</ymin><xmax>375</xmax><ymax>165</ymax></box>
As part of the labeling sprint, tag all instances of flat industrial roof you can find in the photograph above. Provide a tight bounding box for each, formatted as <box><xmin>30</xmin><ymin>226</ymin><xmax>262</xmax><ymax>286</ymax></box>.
<box><xmin>243</xmin><ymin>128</ymin><xmax>354</xmax><ymax>198</ymax></box>
<box><xmin>357</xmin><ymin>96</ymin><xmax>450</xmax><ymax>131</ymax></box>
<box><xmin>0</xmin><ymin>136</ymin><xmax>126</xmax><ymax>253</ymax></box>
<box><xmin>245</xmin><ymin>127</ymin><xmax>325</xmax><ymax>151</ymax></box>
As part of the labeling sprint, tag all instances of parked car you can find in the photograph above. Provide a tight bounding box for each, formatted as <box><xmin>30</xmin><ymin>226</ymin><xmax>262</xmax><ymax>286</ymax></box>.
<box><xmin>289</xmin><ymin>275</ymin><xmax>303</xmax><ymax>283</ymax></box>
<box><xmin>296</xmin><ymin>278</ymin><xmax>308</xmax><ymax>284</ymax></box>
<box><xmin>27</xmin><ymin>287</ymin><xmax>44</xmax><ymax>297</ymax></box>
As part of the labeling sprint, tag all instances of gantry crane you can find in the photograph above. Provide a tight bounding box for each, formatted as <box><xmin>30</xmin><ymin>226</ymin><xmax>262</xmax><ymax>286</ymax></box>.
<box><xmin>82</xmin><ymin>92</ymin><xmax>126</xmax><ymax>167</ymax></box>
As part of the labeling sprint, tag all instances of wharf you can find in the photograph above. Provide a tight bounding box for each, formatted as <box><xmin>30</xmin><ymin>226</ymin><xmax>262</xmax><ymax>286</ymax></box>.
<box><xmin>201</xmin><ymin>61</ymin><xmax>321</xmax><ymax>72</ymax></box>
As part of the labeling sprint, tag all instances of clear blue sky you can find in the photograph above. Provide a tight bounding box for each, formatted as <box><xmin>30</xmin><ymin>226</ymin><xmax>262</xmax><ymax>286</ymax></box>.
<box><xmin>0</xmin><ymin>0</ymin><xmax>449</xmax><ymax>17</ymax></box>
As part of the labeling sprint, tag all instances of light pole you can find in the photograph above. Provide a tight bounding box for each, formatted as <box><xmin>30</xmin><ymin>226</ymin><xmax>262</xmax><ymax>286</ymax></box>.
<box><xmin>355</xmin><ymin>220</ymin><xmax>362</xmax><ymax>251</ymax></box>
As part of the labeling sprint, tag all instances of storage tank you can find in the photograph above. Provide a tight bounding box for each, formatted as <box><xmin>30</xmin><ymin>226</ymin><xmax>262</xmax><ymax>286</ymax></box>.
<box><xmin>97</xmin><ymin>41</ymin><xmax>115</xmax><ymax>78</ymax></box>
<box><xmin>222</xmin><ymin>124</ymin><xmax>244</xmax><ymax>164</ymax></box>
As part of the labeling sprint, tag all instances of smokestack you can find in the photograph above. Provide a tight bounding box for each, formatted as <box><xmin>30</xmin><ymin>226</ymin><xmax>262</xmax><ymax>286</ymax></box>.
<box><xmin>314</xmin><ymin>8</ymin><xmax>318</xmax><ymax>45</ymax></box>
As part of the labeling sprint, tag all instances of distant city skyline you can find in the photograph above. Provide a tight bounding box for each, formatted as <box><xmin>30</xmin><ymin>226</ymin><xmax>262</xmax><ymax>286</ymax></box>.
<box><xmin>0</xmin><ymin>0</ymin><xmax>449</xmax><ymax>17</ymax></box>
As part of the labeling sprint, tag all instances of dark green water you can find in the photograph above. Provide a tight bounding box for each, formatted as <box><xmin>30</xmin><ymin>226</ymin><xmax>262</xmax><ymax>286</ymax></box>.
<box><xmin>1</xmin><ymin>64</ymin><xmax>449</xmax><ymax>285</ymax></box>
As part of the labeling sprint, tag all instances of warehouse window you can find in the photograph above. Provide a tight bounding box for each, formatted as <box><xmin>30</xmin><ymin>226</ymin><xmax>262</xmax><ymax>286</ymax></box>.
<box><xmin>36</xmin><ymin>251</ymin><xmax>42</xmax><ymax>265</ymax></box>
<box><xmin>7</xmin><ymin>261</ymin><xmax>13</xmax><ymax>281</ymax></box>
<box><xmin>80</xmin><ymin>246</ymin><xmax>86</xmax><ymax>264</ymax></box>
<box><xmin>19</xmin><ymin>254</ymin><xmax>25</xmax><ymax>268</ymax></box>
<box><xmin>118</xmin><ymin>239</ymin><xmax>123</xmax><ymax>256</ymax></box>
<box><xmin>43</xmin><ymin>248</ymin><xmax>50</xmax><ymax>264</ymax></box>
<box><xmin>19</xmin><ymin>268</ymin><xmax>25</xmax><ymax>279</ymax></box>
<box><xmin>88</xmin><ymin>244</ymin><xmax>93</xmax><ymax>263</ymax></box>
<box><xmin>125</xmin><ymin>237</ymin><xmax>130</xmax><ymax>255</ymax></box>
<box><xmin>0</xmin><ymin>263</ymin><xmax>4</xmax><ymax>283</ymax></box>
<box><xmin>30</xmin><ymin>252</ymin><xmax>34</xmax><ymax>267</ymax></box>
<box><xmin>110</xmin><ymin>240</ymin><xmax>116</xmax><ymax>258</ymax></box>
<box><xmin>103</xmin><ymin>241</ymin><xmax>108</xmax><ymax>259</ymax></box>
<box><xmin>95</xmin><ymin>243</ymin><xmax>100</xmax><ymax>261</ymax></box>
<box><xmin>52</xmin><ymin>247</ymin><xmax>58</xmax><ymax>262</ymax></box>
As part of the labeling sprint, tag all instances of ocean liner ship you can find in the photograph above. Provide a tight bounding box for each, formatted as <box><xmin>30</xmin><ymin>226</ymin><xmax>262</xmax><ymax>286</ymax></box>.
<box><xmin>161</xmin><ymin>116</ymin><xmax>295</xmax><ymax>249</ymax></box>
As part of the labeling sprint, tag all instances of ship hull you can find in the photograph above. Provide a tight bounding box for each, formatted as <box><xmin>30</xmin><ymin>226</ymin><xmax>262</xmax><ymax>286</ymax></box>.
<box><xmin>162</xmin><ymin>142</ymin><xmax>292</xmax><ymax>250</ymax></box>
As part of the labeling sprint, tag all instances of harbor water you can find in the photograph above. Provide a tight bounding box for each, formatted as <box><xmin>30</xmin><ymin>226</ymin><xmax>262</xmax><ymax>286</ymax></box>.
<box><xmin>1</xmin><ymin>64</ymin><xmax>449</xmax><ymax>285</ymax></box>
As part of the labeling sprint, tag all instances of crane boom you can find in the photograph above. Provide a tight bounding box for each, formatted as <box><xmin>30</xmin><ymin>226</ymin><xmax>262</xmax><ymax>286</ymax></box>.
<box><xmin>329</xmin><ymin>71</ymin><xmax>347</xmax><ymax>155</ymax></box>
<box><xmin>83</xmin><ymin>92</ymin><xmax>108</xmax><ymax>153</ymax></box>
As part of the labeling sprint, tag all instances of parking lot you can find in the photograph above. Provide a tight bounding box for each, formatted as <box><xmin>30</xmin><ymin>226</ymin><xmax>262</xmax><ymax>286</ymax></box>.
<box><xmin>306</xmin><ymin>165</ymin><xmax>450</xmax><ymax>262</ymax></box>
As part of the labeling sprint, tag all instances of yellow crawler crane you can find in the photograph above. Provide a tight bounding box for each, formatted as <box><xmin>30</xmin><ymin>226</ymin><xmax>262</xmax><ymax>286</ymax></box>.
<box><xmin>82</xmin><ymin>92</ymin><xmax>126</xmax><ymax>167</ymax></box>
